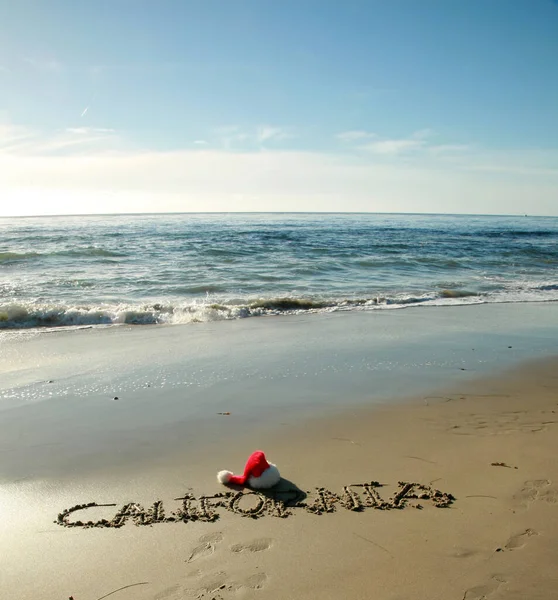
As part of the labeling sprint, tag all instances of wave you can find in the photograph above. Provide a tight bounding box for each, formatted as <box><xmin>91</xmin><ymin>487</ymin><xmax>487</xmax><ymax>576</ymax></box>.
<box><xmin>0</xmin><ymin>251</ymin><xmax>40</xmax><ymax>263</ymax></box>
<box><xmin>439</xmin><ymin>289</ymin><xmax>478</xmax><ymax>298</ymax></box>
<box><xmin>54</xmin><ymin>247</ymin><xmax>127</xmax><ymax>258</ymax></box>
<box><xmin>492</xmin><ymin>230</ymin><xmax>557</xmax><ymax>238</ymax></box>
<box><xmin>535</xmin><ymin>283</ymin><xmax>558</xmax><ymax>291</ymax></box>
<box><xmin>457</xmin><ymin>229</ymin><xmax>558</xmax><ymax>239</ymax></box>
<box><xmin>0</xmin><ymin>247</ymin><xmax>126</xmax><ymax>264</ymax></box>
<box><xmin>249</xmin><ymin>298</ymin><xmax>333</xmax><ymax>310</ymax></box>
<box><xmin>1</xmin><ymin>286</ymin><xmax>558</xmax><ymax>330</ymax></box>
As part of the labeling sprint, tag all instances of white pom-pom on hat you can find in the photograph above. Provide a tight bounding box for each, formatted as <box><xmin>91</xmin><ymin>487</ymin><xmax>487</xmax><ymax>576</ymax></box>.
<box><xmin>217</xmin><ymin>470</ymin><xmax>233</xmax><ymax>484</ymax></box>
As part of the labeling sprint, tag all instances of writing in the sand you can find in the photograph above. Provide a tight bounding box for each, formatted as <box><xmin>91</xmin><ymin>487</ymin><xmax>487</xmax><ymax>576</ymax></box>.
<box><xmin>55</xmin><ymin>481</ymin><xmax>455</xmax><ymax>529</ymax></box>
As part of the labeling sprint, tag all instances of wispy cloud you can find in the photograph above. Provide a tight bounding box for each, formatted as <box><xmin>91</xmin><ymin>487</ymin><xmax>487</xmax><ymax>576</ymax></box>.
<box><xmin>256</xmin><ymin>125</ymin><xmax>292</xmax><ymax>143</ymax></box>
<box><xmin>66</xmin><ymin>127</ymin><xmax>115</xmax><ymax>135</ymax></box>
<box><xmin>193</xmin><ymin>140</ymin><xmax>208</xmax><ymax>145</ymax></box>
<box><xmin>212</xmin><ymin>125</ymin><xmax>245</xmax><ymax>149</ymax></box>
<box><xmin>0</xmin><ymin>65</ymin><xmax>10</xmax><ymax>74</ymax></box>
<box><xmin>23</xmin><ymin>57</ymin><xmax>63</xmax><ymax>73</ymax></box>
<box><xmin>0</xmin><ymin>123</ymin><xmax>35</xmax><ymax>149</ymax></box>
<box><xmin>0</xmin><ymin>120</ymin><xmax>119</xmax><ymax>156</ymax></box>
<box><xmin>336</xmin><ymin>130</ymin><xmax>377</xmax><ymax>142</ymax></box>
<box><xmin>358</xmin><ymin>129</ymin><xmax>435</xmax><ymax>155</ymax></box>
<box><xmin>215</xmin><ymin>124</ymin><xmax>293</xmax><ymax>149</ymax></box>
<box><xmin>361</xmin><ymin>138</ymin><xmax>426</xmax><ymax>155</ymax></box>
<box><xmin>337</xmin><ymin>128</ymin><xmax>470</xmax><ymax>157</ymax></box>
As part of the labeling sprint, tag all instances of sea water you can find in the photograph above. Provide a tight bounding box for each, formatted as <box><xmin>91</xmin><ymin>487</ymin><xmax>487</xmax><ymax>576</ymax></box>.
<box><xmin>1</xmin><ymin>212</ymin><xmax>558</xmax><ymax>329</ymax></box>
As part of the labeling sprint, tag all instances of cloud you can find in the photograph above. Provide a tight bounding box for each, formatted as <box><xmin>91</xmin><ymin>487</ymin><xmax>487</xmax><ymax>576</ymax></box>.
<box><xmin>360</xmin><ymin>138</ymin><xmax>426</xmax><ymax>155</ymax></box>
<box><xmin>66</xmin><ymin>127</ymin><xmax>116</xmax><ymax>135</ymax></box>
<box><xmin>23</xmin><ymin>57</ymin><xmax>63</xmax><ymax>73</ymax></box>
<box><xmin>213</xmin><ymin>125</ymin><xmax>249</xmax><ymax>149</ymax></box>
<box><xmin>0</xmin><ymin>123</ymin><xmax>35</xmax><ymax>148</ymax></box>
<box><xmin>214</xmin><ymin>124</ymin><xmax>293</xmax><ymax>148</ymax></box>
<box><xmin>336</xmin><ymin>130</ymin><xmax>429</xmax><ymax>155</ymax></box>
<box><xmin>0</xmin><ymin>65</ymin><xmax>10</xmax><ymax>74</ymax></box>
<box><xmin>193</xmin><ymin>140</ymin><xmax>208</xmax><ymax>145</ymax></box>
<box><xmin>0</xmin><ymin>121</ymin><xmax>119</xmax><ymax>156</ymax></box>
<box><xmin>339</xmin><ymin>129</ymin><xmax>466</xmax><ymax>157</ymax></box>
<box><xmin>336</xmin><ymin>130</ymin><xmax>377</xmax><ymax>142</ymax></box>
<box><xmin>256</xmin><ymin>125</ymin><xmax>292</xmax><ymax>142</ymax></box>
<box><xmin>1</xmin><ymin>120</ymin><xmax>557</xmax><ymax>217</ymax></box>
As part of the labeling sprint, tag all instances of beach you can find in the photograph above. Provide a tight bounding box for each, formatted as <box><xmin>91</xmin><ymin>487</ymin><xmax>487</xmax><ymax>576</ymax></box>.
<box><xmin>1</xmin><ymin>302</ymin><xmax>558</xmax><ymax>599</ymax></box>
<box><xmin>2</xmin><ymin>0</ymin><xmax>558</xmax><ymax>594</ymax></box>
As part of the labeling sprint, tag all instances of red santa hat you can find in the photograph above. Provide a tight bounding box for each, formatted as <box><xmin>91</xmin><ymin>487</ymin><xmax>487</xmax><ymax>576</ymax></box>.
<box><xmin>217</xmin><ymin>450</ymin><xmax>281</xmax><ymax>489</ymax></box>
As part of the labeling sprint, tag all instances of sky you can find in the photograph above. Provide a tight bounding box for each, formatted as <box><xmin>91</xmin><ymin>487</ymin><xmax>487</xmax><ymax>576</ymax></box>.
<box><xmin>0</xmin><ymin>0</ymin><xmax>557</xmax><ymax>216</ymax></box>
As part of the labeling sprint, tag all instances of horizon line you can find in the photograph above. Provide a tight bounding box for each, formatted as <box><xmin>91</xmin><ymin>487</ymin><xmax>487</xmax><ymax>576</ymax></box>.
<box><xmin>0</xmin><ymin>210</ymin><xmax>543</xmax><ymax>219</ymax></box>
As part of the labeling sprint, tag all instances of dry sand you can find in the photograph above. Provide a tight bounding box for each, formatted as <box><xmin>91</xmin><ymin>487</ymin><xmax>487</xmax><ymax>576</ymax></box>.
<box><xmin>2</xmin><ymin>357</ymin><xmax>558</xmax><ymax>600</ymax></box>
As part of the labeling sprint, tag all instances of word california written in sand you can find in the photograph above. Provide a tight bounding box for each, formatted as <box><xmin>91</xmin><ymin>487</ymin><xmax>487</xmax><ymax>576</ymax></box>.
<box><xmin>55</xmin><ymin>480</ymin><xmax>455</xmax><ymax>529</ymax></box>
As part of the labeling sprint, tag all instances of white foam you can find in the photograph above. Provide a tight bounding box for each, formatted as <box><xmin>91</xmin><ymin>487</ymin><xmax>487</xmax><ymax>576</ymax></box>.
<box><xmin>2</xmin><ymin>284</ymin><xmax>558</xmax><ymax>331</ymax></box>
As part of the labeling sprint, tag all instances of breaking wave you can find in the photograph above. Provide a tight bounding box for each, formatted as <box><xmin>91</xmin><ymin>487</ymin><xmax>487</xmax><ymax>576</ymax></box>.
<box><xmin>1</xmin><ymin>285</ymin><xmax>558</xmax><ymax>330</ymax></box>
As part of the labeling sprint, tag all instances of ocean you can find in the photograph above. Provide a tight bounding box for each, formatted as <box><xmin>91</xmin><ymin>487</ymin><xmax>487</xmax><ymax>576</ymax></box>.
<box><xmin>1</xmin><ymin>212</ymin><xmax>558</xmax><ymax>329</ymax></box>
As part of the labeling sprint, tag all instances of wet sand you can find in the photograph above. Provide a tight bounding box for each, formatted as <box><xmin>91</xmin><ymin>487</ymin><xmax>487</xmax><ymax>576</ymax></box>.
<box><xmin>2</xmin><ymin>302</ymin><xmax>558</xmax><ymax>482</ymax></box>
<box><xmin>2</xmin><ymin>354</ymin><xmax>558</xmax><ymax>599</ymax></box>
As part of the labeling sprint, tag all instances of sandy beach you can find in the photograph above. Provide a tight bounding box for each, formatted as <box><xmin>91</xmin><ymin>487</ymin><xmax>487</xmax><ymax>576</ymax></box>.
<box><xmin>3</xmin><ymin>2</ymin><xmax>558</xmax><ymax>596</ymax></box>
<box><xmin>1</xmin><ymin>305</ymin><xmax>558</xmax><ymax>600</ymax></box>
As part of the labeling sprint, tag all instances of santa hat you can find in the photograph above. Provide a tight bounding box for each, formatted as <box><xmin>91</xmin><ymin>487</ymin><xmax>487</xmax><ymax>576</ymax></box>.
<box><xmin>217</xmin><ymin>450</ymin><xmax>281</xmax><ymax>489</ymax></box>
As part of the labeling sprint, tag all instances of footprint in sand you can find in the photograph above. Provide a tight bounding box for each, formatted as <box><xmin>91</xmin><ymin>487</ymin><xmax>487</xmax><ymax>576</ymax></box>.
<box><xmin>186</xmin><ymin>531</ymin><xmax>224</xmax><ymax>563</ymax></box>
<box><xmin>463</xmin><ymin>575</ymin><xmax>506</xmax><ymax>600</ymax></box>
<box><xmin>184</xmin><ymin>535</ymin><xmax>271</xmax><ymax>597</ymax></box>
<box><xmin>230</xmin><ymin>538</ymin><xmax>273</xmax><ymax>554</ymax></box>
<box><xmin>450</xmin><ymin>547</ymin><xmax>479</xmax><ymax>559</ymax></box>
<box><xmin>443</xmin><ymin>410</ymin><xmax>556</xmax><ymax>436</ymax></box>
<box><xmin>185</xmin><ymin>571</ymin><xmax>268</xmax><ymax>599</ymax></box>
<box><xmin>240</xmin><ymin>572</ymin><xmax>268</xmax><ymax>590</ymax></box>
<box><xmin>513</xmin><ymin>479</ymin><xmax>558</xmax><ymax>508</ymax></box>
<box><xmin>504</xmin><ymin>528</ymin><xmax>538</xmax><ymax>551</ymax></box>
<box><xmin>183</xmin><ymin>570</ymin><xmax>231</xmax><ymax>599</ymax></box>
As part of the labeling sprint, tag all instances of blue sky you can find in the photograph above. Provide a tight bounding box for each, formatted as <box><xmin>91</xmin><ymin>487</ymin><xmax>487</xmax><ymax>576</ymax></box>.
<box><xmin>1</xmin><ymin>0</ymin><xmax>557</xmax><ymax>216</ymax></box>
